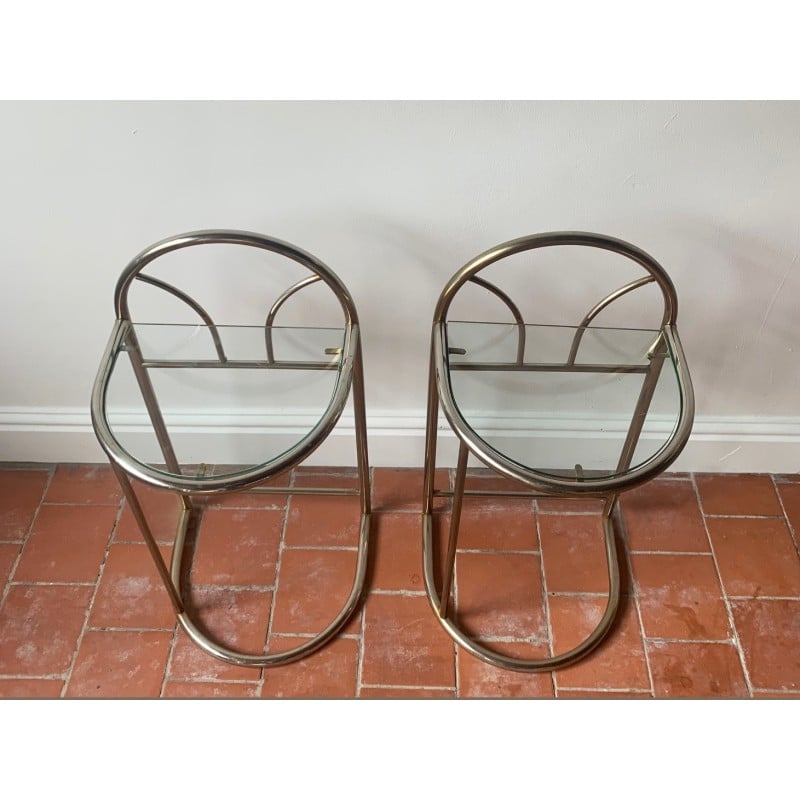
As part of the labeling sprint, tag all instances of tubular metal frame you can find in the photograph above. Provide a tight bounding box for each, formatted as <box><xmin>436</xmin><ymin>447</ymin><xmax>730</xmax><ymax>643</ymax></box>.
<box><xmin>422</xmin><ymin>231</ymin><xmax>695</xmax><ymax>673</ymax></box>
<box><xmin>91</xmin><ymin>230</ymin><xmax>371</xmax><ymax>667</ymax></box>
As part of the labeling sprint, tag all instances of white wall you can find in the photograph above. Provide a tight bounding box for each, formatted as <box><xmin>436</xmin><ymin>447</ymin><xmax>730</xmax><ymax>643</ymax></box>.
<box><xmin>2</xmin><ymin>101</ymin><xmax>799</xmax><ymax>472</ymax></box>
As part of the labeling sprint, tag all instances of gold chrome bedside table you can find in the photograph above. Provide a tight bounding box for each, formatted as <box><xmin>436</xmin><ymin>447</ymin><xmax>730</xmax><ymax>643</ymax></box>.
<box><xmin>91</xmin><ymin>230</ymin><xmax>370</xmax><ymax>667</ymax></box>
<box><xmin>422</xmin><ymin>232</ymin><xmax>695</xmax><ymax>672</ymax></box>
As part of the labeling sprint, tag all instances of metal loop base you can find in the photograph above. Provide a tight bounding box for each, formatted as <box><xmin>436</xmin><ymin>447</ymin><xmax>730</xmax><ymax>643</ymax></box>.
<box><xmin>114</xmin><ymin>466</ymin><xmax>370</xmax><ymax>668</ymax></box>
<box><xmin>421</xmin><ymin>505</ymin><xmax>621</xmax><ymax>673</ymax></box>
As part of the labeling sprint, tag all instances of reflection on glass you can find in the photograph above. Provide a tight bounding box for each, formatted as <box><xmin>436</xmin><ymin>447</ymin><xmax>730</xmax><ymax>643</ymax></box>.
<box><xmin>103</xmin><ymin>323</ymin><xmax>346</xmax><ymax>481</ymax></box>
<box><xmin>444</xmin><ymin>321</ymin><xmax>680</xmax><ymax>480</ymax></box>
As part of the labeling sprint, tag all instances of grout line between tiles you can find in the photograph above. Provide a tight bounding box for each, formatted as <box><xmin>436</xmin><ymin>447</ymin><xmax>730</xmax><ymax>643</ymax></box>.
<box><xmin>470</xmin><ymin>635</ymin><xmax>551</xmax><ymax>644</ymax></box>
<box><xmin>359</xmin><ymin>682</ymin><xmax>459</xmax><ymax>691</ymax></box>
<box><xmin>557</xmin><ymin>687</ymin><xmax>654</xmax><ymax>695</ymax></box>
<box><xmin>617</xmin><ymin>500</ymin><xmax>655</xmax><ymax>697</ymax></box>
<box><xmin>258</xmin><ymin>469</ymin><xmax>294</xmax><ymax>695</ymax></box>
<box><xmin>8</xmin><ymin>580</ymin><xmax>99</xmax><ymax>587</ymax></box>
<box><xmin>41</xmin><ymin>501</ymin><xmax>124</xmax><ymax>508</ymax></box>
<box><xmin>772</xmin><ymin>475</ymin><xmax>800</xmax><ymax>561</ymax></box>
<box><xmin>536</xmin><ymin>507</ymin><xmax>555</xmax><ymax>671</ymax></box>
<box><xmin>188</xmin><ymin>584</ymin><xmax>275</xmax><ymax>593</ymax></box>
<box><xmin>727</xmin><ymin>595</ymin><xmax>800</xmax><ymax>601</ymax></box>
<box><xmin>456</xmin><ymin>547</ymin><xmax>541</xmax><ymax>555</ymax></box>
<box><xmin>628</xmin><ymin>549</ymin><xmax>714</xmax><ymax>556</ymax></box>
<box><xmin>703</xmin><ymin>513</ymin><xmax>786</xmax><ymax>520</ymax></box>
<box><xmin>691</xmin><ymin>474</ymin><xmax>755</xmax><ymax>698</ymax></box>
<box><xmin>283</xmin><ymin>545</ymin><xmax>358</xmax><ymax>552</ymax></box>
<box><xmin>163</xmin><ymin>677</ymin><xmax>262</xmax><ymax>687</ymax></box>
<box><xmin>61</xmin><ymin>493</ymin><xmax>125</xmax><ymax>698</ymax></box>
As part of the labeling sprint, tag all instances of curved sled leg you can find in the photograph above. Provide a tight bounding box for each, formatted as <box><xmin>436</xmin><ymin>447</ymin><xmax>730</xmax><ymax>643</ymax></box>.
<box><xmin>113</xmin><ymin>465</ymin><xmax>370</xmax><ymax>668</ymax></box>
<box><xmin>422</xmin><ymin>489</ymin><xmax>621</xmax><ymax>674</ymax></box>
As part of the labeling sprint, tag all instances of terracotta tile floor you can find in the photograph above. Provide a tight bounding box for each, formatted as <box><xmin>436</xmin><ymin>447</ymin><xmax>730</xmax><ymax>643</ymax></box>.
<box><xmin>1</xmin><ymin>464</ymin><xmax>799</xmax><ymax>699</ymax></box>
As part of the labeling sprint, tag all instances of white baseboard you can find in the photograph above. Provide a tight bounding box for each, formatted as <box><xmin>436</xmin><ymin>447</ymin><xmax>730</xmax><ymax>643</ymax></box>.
<box><xmin>1</xmin><ymin>406</ymin><xmax>799</xmax><ymax>474</ymax></box>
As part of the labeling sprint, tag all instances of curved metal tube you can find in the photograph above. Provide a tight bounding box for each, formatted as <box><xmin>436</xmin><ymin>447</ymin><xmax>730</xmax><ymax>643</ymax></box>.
<box><xmin>264</xmin><ymin>275</ymin><xmax>321</xmax><ymax>363</ymax></box>
<box><xmin>172</xmin><ymin>504</ymin><xmax>371</xmax><ymax>667</ymax></box>
<box><xmin>433</xmin><ymin>231</ymin><xmax>679</xmax><ymax>329</ymax></box>
<box><xmin>135</xmin><ymin>273</ymin><xmax>227</xmax><ymax>362</ymax></box>
<box><xmin>115</xmin><ymin>229</ymin><xmax>359</xmax><ymax>328</ymax></box>
<box><xmin>422</xmin><ymin>501</ymin><xmax>621</xmax><ymax>673</ymax></box>
<box><xmin>566</xmin><ymin>275</ymin><xmax>655</xmax><ymax>365</ymax></box>
<box><xmin>111</xmin><ymin>466</ymin><xmax>370</xmax><ymax>667</ymax></box>
<box><xmin>468</xmin><ymin>276</ymin><xmax>526</xmax><ymax>364</ymax></box>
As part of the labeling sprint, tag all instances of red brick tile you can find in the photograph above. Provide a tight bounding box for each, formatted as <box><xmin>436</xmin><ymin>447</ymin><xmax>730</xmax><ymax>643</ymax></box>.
<box><xmin>0</xmin><ymin>543</ymin><xmax>21</xmax><ymax>586</ymax></box>
<box><xmin>115</xmin><ymin>482</ymin><xmax>183</xmax><ymax>543</ymax></box>
<box><xmin>695</xmin><ymin>474</ymin><xmax>782</xmax><ymax>517</ymax></box>
<box><xmin>271</xmin><ymin>548</ymin><xmax>361</xmax><ymax>636</ymax></box>
<box><xmin>0</xmin><ymin>470</ymin><xmax>49</xmax><ymax>540</ymax></box>
<box><xmin>549</xmin><ymin>596</ymin><xmax>649</xmax><ymax>690</ymax></box>
<box><xmin>370</xmin><ymin>513</ymin><xmax>425</xmax><ymax>592</ymax></box>
<box><xmin>169</xmin><ymin>588</ymin><xmax>270</xmax><ymax>681</ymax></box>
<box><xmin>536</xmin><ymin>498</ymin><xmax>606</xmax><ymax>514</ymax></box>
<box><xmin>776</xmin><ymin>483</ymin><xmax>800</xmax><ymax>538</ymax></box>
<box><xmin>284</xmin><ymin>494</ymin><xmax>361</xmax><ymax>548</ymax></box>
<box><xmin>45</xmin><ymin>464</ymin><xmax>122</xmax><ymax>505</ymax></box>
<box><xmin>13</xmin><ymin>504</ymin><xmax>116</xmax><ymax>583</ymax></box>
<box><xmin>191</xmin><ymin>507</ymin><xmax>283</xmax><ymax>586</ymax></box>
<box><xmin>260</xmin><ymin>636</ymin><xmax>358</xmax><ymax>698</ymax></box>
<box><xmin>619</xmin><ymin>479</ymin><xmax>709</xmax><ymax>552</ymax></box>
<box><xmin>89</xmin><ymin>543</ymin><xmax>176</xmax><ymax>629</ymax></box>
<box><xmin>162</xmin><ymin>680</ymin><xmax>260</xmax><ymax>698</ymax></box>
<box><xmin>66</xmin><ymin>629</ymin><xmax>172</xmax><ymax>698</ymax></box>
<box><xmin>631</xmin><ymin>553</ymin><xmax>730</xmax><ymax>640</ymax></box>
<box><xmin>457</xmin><ymin>641</ymin><xmax>554</xmax><ymax>698</ymax></box>
<box><xmin>706</xmin><ymin>517</ymin><xmax>800</xmax><ymax>598</ymax></box>
<box><xmin>455</xmin><ymin>552</ymin><xmax>546</xmax><ymax>639</ymax></box>
<box><xmin>752</xmin><ymin>691</ymin><xmax>800</xmax><ymax>699</ymax></box>
<box><xmin>359</xmin><ymin>686</ymin><xmax>455</xmax><ymax>698</ymax></box>
<box><xmin>372</xmin><ymin>467</ymin><xmax>449</xmax><ymax>513</ymax></box>
<box><xmin>0</xmin><ymin>679</ymin><xmax>64</xmax><ymax>698</ymax></box>
<box><xmin>0</xmin><ymin>584</ymin><xmax>93</xmax><ymax>675</ymax></box>
<box><xmin>539</xmin><ymin>514</ymin><xmax>608</xmax><ymax>594</ymax></box>
<box><xmin>775</xmin><ymin>474</ymin><xmax>800</xmax><ymax>484</ymax></box>
<box><xmin>557</xmin><ymin>689</ymin><xmax>652</xmax><ymax>699</ymax></box>
<box><xmin>451</xmin><ymin>496</ymin><xmax>538</xmax><ymax>551</ymax></box>
<box><xmin>731</xmin><ymin>599</ymin><xmax>800</xmax><ymax>690</ymax></box>
<box><xmin>647</xmin><ymin>641</ymin><xmax>749</xmax><ymax>698</ymax></box>
<box><xmin>361</xmin><ymin>593</ymin><xmax>455</xmax><ymax>688</ymax></box>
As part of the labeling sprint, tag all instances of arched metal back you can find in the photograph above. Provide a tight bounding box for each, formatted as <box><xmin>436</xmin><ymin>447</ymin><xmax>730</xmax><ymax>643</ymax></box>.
<box><xmin>114</xmin><ymin>229</ymin><xmax>359</xmax><ymax>326</ymax></box>
<box><xmin>433</xmin><ymin>231</ymin><xmax>678</xmax><ymax>329</ymax></box>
